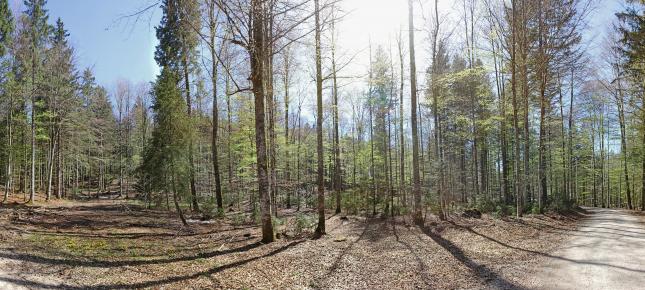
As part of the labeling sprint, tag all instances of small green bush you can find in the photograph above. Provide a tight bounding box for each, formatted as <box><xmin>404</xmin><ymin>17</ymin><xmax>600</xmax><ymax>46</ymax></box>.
<box><xmin>231</xmin><ymin>213</ymin><xmax>247</xmax><ymax>227</ymax></box>
<box><xmin>200</xmin><ymin>200</ymin><xmax>216</xmax><ymax>219</ymax></box>
<box><xmin>493</xmin><ymin>204</ymin><xmax>511</xmax><ymax>218</ymax></box>
<box><xmin>475</xmin><ymin>198</ymin><xmax>497</xmax><ymax>213</ymax></box>
<box><xmin>294</xmin><ymin>213</ymin><xmax>316</xmax><ymax>235</ymax></box>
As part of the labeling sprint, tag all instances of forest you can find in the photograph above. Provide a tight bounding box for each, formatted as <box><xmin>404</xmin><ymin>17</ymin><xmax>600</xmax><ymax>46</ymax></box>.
<box><xmin>0</xmin><ymin>0</ymin><xmax>644</xmax><ymax>289</ymax></box>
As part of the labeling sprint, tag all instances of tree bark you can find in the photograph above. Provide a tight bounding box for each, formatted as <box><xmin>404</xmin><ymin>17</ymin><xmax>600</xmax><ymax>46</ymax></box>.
<box><xmin>314</xmin><ymin>0</ymin><xmax>325</xmax><ymax>237</ymax></box>
<box><xmin>408</xmin><ymin>0</ymin><xmax>422</xmax><ymax>225</ymax></box>
<box><xmin>209</xmin><ymin>1</ymin><xmax>223</xmax><ymax>210</ymax></box>
<box><xmin>331</xmin><ymin>13</ymin><xmax>341</xmax><ymax>214</ymax></box>
<box><xmin>397</xmin><ymin>34</ymin><xmax>406</xmax><ymax>207</ymax></box>
<box><xmin>250</xmin><ymin>0</ymin><xmax>274</xmax><ymax>243</ymax></box>
<box><xmin>511</xmin><ymin>0</ymin><xmax>524</xmax><ymax>217</ymax></box>
<box><xmin>617</xmin><ymin>89</ymin><xmax>633</xmax><ymax>209</ymax></box>
<box><xmin>3</xmin><ymin>91</ymin><xmax>12</xmax><ymax>203</ymax></box>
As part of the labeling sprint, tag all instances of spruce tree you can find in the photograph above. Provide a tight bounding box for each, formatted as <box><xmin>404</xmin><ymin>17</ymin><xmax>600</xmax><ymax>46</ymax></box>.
<box><xmin>0</xmin><ymin>0</ymin><xmax>13</xmax><ymax>58</ymax></box>
<box><xmin>141</xmin><ymin>69</ymin><xmax>190</xmax><ymax>225</ymax></box>
<box><xmin>0</xmin><ymin>0</ymin><xmax>13</xmax><ymax>202</ymax></box>
<box><xmin>23</xmin><ymin>0</ymin><xmax>49</xmax><ymax>202</ymax></box>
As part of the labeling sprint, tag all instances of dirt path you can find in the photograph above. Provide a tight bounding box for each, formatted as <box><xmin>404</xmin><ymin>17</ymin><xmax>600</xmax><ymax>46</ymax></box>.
<box><xmin>534</xmin><ymin>208</ymin><xmax>645</xmax><ymax>290</ymax></box>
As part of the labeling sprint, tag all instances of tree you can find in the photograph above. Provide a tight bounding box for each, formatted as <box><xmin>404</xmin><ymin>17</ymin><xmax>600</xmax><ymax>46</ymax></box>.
<box><xmin>207</xmin><ymin>0</ymin><xmax>223</xmax><ymax>210</ymax></box>
<box><xmin>155</xmin><ymin>0</ymin><xmax>200</xmax><ymax>211</ymax></box>
<box><xmin>43</xmin><ymin>18</ymin><xmax>76</xmax><ymax>200</ymax></box>
<box><xmin>141</xmin><ymin>69</ymin><xmax>190</xmax><ymax>225</ymax></box>
<box><xmin>616</xmin><ymin>0</ymin><xmax>644</xmax><ymax>210</ymax></box>
<box><xmin>249</xmin><ymin>0</ymin><xmax>275</xmax><ymax>243</ymax></box>
<box><xmin>313</xmin><ymin>0</ymin><xmax>325</xmax><ymax>237</ymax></box>
<box><xmin>408</xmin><ymin>0</ymin><xmax>422</xmax><ymax>226</ymax></box>
<box><xmin>0</xmin><ymin>0</ymin><xmax>13</xmax><ymax>202</ymax></box>
<box><xmin>330</xmin><ymin>4</ymin><xmax>342</xmax><ymax>214</ymax></box>
<box><xmin>23</xmin><ymin>0</ymin><xmax>50</xmax><ymax>203</ymax></box>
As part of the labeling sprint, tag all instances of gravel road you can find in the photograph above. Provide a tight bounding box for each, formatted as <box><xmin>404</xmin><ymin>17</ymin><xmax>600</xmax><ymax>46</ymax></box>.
<box><xmin>535</xmin><ymin>207</ymin><xmax>645</xmax><ymax>290</ymax></box>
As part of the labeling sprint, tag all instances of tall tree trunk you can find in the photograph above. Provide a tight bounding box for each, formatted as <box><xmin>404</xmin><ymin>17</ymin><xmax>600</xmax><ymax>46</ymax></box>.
<box><xmin>313</xmin><ymin>0</ymin><xmax>325</xmax><ymax>237</ymax></box>
<box><xmin>296</xmin><ymin>100</ymin><xmax>302</xmax><ymax>211</ymax></box>
<box><xmin>226</xmin><ymin>67</ymin><xmax>233</xmax><ymax>190</ymax></box>
<box><xmin>641</xmin><ymin>117</ymin><xmax>644</xmax><ymax>211</ymax></box>
<box><xmin>29</xmin><ymin>44</ymin><xmax>36</xmax><ymax>203</ymax></box>
<box><xmin>209</xmin><ymin>2</ymin><xmax>223</xmax><ymax>211</ymax></box>
<box><xmin>511</xmin><ymin>0</ymin><xmax>524</xmax><ymax>217</ymax></box>
<box><xmin>492</xmin><ymin>36</ymin><xmax>509</xmax><ymax>204</ymax></box>
<box><xmin>431</xmin><ymin>0</ymin><xmax>445</xmax><ymax>220</ymax></box>
<box><xmin>45</xmin><ymin>130</ymin><xmax>56</xmax><ymax>201</ymax></box>
<box><xmin>3</xmin><ymin>92</ymin><xmax>12</xmax><ymax>203</ymax></box>
<box><xmin>250</xmin><ymin>0</ymin><xmax>274</xmax><ymax>243</ymax></box>
<box><xmin>284</xmin><ymin>47</ymin><xmax>292</xmax><ymax>209</ymax></box>
<box><xmin>184</xmin><ymin>53</ymin><xmax>199</xmax><ymax>212</ymax></box>
<box><xmin>558</xmin><ymin>76</ymin><xmax>568</xmax><ymax>202</ymax></box>
<box><xmin>592</xmin><ymin>117</ymin><xmax>597</xmax><ymax>207</ymax></box>
<box><xmin>519</xmin><ymin>0</ymin><xmax>531</xmax><ymax>203</ymax></box>
<box><xmin>617</xmin><ymin>90</ymin><xmax>633</xmax><ymax>209</ymax></box>
<box><xmin>408</xmin><ymin>0</ymin><xmax>422</xmax><ymax>226</ymax></box>
<box><xmin>263</xmin><ymin>5</ymin><xmax>278</xmax><ymax>217</ymax></box>
<box><xmin>170</xmin><ymin>166</ymin><xmax>188</xmax><ymax>226</ymax></box>
<box><xmin>568</xmin><ymin>69</ymin><xmax>575</xmax><ymax>202</ymax></box>
<box><xmin>369</xmin><ymin>45</ymin><xmax>376</xmax><ymax>216</ymax></box>
<box><xmin>537</xmin><ymin>2</ymin><xmax>548</xmax><ymax>212</ymax></box>
<box><xmin>331</xmin><ymin>15</ymin><xmax>341</xmax><ymax>214</ymax></box>
<box><xmin>600</xmin><ymin>105</ymin><xmax>606</xmax><ymax>208</ymax></box>
<box><xmin>397</xmin><ymin>34</ymin><xmax>405</xmax><ymax>206</ymax></box>
<box><xmin>538</xmin><ymin>79</ymin><xmax>548</xmax><ymax>211</ymax></box>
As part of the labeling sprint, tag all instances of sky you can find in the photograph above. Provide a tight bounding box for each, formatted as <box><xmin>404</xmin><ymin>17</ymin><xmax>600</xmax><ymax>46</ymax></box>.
<box><xmin>10</xmin><ymin>0</ymin><xmax>161</xmax><ymax>88</ymax></box>
<box><xmin>7</xmin><ymin>0</ymin><xmax>627</xmax><ymax>93</ymax></box>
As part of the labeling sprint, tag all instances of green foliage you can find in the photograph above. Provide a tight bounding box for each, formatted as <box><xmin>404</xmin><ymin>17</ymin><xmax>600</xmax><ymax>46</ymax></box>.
<box><xmin>523</xmin><ymin>202</ymin><xmax>541</xmax><ymax>215</ymax></box>
<box><xmin>341</xmin><ymin>190</ymin><xmax>361</xmax><ymax>215</ymax></box>
<box><xmin>617</xmin><ymin>2</ymin><xmax>645</xmax><ymax>79</ymax></box>
<box><xmin>138</xmin><ymin>69</ymin><xmax>191</xmax><ymax>198</ymax></box>
<box><xmin>272</xmin><ymin>216</ymin><xmax>285</xmax><ymax>229</ymax></box>
<box><xmin>155</xmin><ymin>0</ymin><xmax>200</xmax><ymax>71</ymax></box>
<box><xmin>0</xmin><ymin>0</ymin><xmax>13</xmax><ymax>57</ymax></box>
<box><xmin>492</xmin><ymin>204</ymin><xmax>514</xmax><ymax>218</ymax></box>
<box><xmin>475</xmin><ymin>198</ymin><xmax>497</xmax><ymax>213</ymax></box>
<box><xmin>548</xmin><ymin>196</ymin><xmax>576</xmax><ymax>212</ymax></box>
<box><xmin>230</xmin><ymin>213</ymin><xmax>247</xmax><ymax>227</ymax></box>
<box><xmin>293</xmin><ymin>213</ymin><xmax>316</xmax><ymax>235</ymax></box>
<box><xmin>200</xmin><ymin>200</ymin><xmax>220</xmax><ymax>220</ymax></box>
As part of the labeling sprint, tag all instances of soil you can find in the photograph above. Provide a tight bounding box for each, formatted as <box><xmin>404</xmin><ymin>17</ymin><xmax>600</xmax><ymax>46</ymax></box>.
<box><xmin>0</xmin><ymin>197</ymin><xmax>586</xmax><ymax>289</ymax></box>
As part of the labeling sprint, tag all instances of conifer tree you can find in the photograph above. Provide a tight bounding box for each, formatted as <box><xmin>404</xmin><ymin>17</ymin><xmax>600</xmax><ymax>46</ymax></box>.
<box><xmin>141</xmin><ymin>69</ymin><xmax>190</xmax><ymax>225</ymax></box>
<box><xmin>0</xmin><ymin>0</ymin><xmax>13</xmax><ymax>202</ymax></box>
<box><xmin>23</xmin><ymin>0</ymin><xmax>49</xmax><ymax>202</ymax></box>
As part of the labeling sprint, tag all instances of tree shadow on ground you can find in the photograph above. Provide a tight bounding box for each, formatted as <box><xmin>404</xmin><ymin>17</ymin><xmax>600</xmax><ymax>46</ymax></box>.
<box><xmin>392</xmin><ymin>221</ymin><xmax>434</xmax><ymax>288</ymax></box>
<box><xmin>449</xmin><ymin>221</ymin><xmax>645</xmax><ymax>274</ymax></box>
<box><xmin>420</xmin><ymin>226</ymin><xmax>527</xmax><ymax>290</ymax></box>
<box><xmin>312</xmin><ymin>219</ymin><xmax>371</xmax><ymax>287</ymax></box>
<box><xmin>0</xmin><ymin>240</ymin><xmax>304</xmax><ymax>289</ymax></box>
<box><xmin>0</xmin><ymin>237</ymin><xmax>261</xmax><ymax>268</ymax></box>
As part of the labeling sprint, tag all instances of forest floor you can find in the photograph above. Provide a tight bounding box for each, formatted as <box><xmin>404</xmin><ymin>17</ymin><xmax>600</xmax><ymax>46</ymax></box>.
<box><xmin>0</xmin><ymin>196</ymin><xmax>606</xmax><ymax>289</ymax></box>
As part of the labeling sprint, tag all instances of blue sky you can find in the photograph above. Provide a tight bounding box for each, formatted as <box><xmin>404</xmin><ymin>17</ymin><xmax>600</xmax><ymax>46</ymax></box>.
<box><xmin>10</xmin><ymin>0</ymin><xmax>162</xmax><ymax>87</ymax></box>
<box><xmin>7</xmin><ymin>0</ymin><xmax>625</xmax><ymax>93</ymax></box>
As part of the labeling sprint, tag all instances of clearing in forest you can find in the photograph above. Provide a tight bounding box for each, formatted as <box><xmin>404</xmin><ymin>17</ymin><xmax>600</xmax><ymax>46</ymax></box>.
<box><xmin>0</xmin><ymin>198</ymin><xmax>610</xmax><ymax>289</ymax></box>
